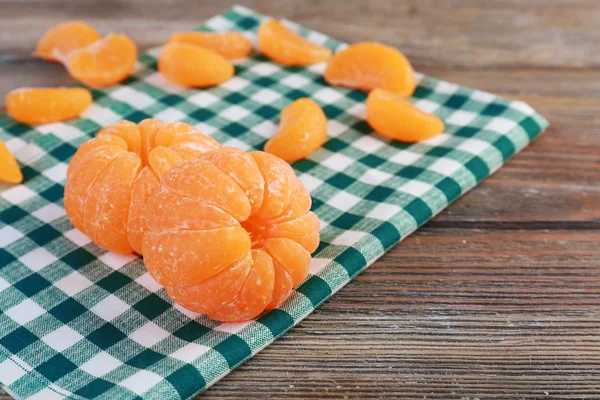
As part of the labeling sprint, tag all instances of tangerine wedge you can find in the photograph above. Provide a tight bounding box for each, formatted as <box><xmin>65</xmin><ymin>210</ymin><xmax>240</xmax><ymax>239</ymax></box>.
<box><xmin>0</xmin><ymin>140</ymin><xmax>23</xmax><ymax>184</ymax></box>
<box><xmin>64</xmin><ymin>119</ymin><xmax>222</xmax><ymax>255</ymax></box>
<box><xmin>170</xmin><ymin>31</ymin><xmax>253</xmax><ymax>60</ymax></box>
<box><xmin>325</xmin><ymin>42</ymin><xmax>416</xmax><ymax>97</ymax></box>
<box><xmin>35</xmin><ymin>21</ymin><xmax>101</xmax><ymax>62</ymax></box>
<box><xmin>63</xmin><ymin>34</ymin><xmax>138</xmax><ymax>88</ymax></box>
<box><xmin>143</xmin><ymin>148</ymin><xmax>320</xmax><ymax>322</ymax></box>
<box><xmin>258</xmin><ymin>20</ymin><xmax>332</xmax><ymax>66</ymax></box>
<box><xmin>158</xmin><ymin>42</ymin><xmax>234</xmax><ymax>87</ymax></box>
<box><xmin>366</xmin><ymin>88</ymin><xmax>444</xmax><ymax>142</ymax></box>
<box><xmin>264</xmin><ymin>98</ymin><xmax>327</xmax><ymax>162</ymax></box>
<box><xmin>6</xmin><ymin>87</ymin><xmax>92</xmax><ymax>125</ymax></box>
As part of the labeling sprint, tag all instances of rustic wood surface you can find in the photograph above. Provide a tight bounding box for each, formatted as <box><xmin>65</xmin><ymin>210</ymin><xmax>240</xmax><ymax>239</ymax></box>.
<box><xmin>1</xmin><ymin>0</ymin><xmax>599</xmax><ymax>398</ymax></box>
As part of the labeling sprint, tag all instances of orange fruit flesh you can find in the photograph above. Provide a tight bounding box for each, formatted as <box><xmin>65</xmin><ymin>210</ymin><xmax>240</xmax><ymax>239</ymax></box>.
<box><xmin>324</xmin><ymin>42</ymin><xmax>416</xmax><ymax>97</ymax></box>
<box><xmin>264</xmin><ymin>97</ymin><xmax>327</xmax><ymax>162</ymax></box>
<box><xmin>35</xmin><ymin>20</ymin><xmax>101</xmax><ymax>62</ymax></box>
<box><xmin>6</xmin><ymin>87</ymin><xmax>92</xmax><ymax>125</ymax></box>
<box><xmin>366</xmin><ymin>88</ymin><xmax>444</xmax><ymax>142</ymax></box>
<box><xmin>0</xmin><ymin>140</ymin><xmax>23</xmax><ymax>184</ymax></box>
<box><xmin>158</xmin><ymin>42</ymin><xmax>234</xmax><ymax>88</ymax></box>
<box><xmin>258</xmin><ymin>20</ymin><xmax>332</xmax><ymax>66</ymax></box>
<box><xmin>170</xmin><ymin>31</ymin><xmax>253</xmax><ymax>60</ymax></box>
<box><xmin>65</xmin><ymin>33</ymin><xmax>138</xmax><ymax>88</ymax></box>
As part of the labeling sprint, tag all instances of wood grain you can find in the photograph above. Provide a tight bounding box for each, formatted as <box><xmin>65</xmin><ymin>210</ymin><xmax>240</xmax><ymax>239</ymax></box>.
<box><xmin>1</xmin><ymin>0</ymin><xmax>599</xmax><ymax>399</ymax></box>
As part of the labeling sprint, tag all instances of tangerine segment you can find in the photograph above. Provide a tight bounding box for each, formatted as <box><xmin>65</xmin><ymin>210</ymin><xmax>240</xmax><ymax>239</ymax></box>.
<box><xmin>0</xmin><ymin>140</ymin><xmax>23</xmax><ymax>184</ymax></box>
<box><xmin>154</xmin><ymin>122</ymin><xmax>199</xmax><ymax>148</ymax></box>
<box><xmin>35</xmin><ymin>21</ymin><xmax>101</xmax><ymax>62</ymax></box>
<box><xmin>162</xmin><ymin>157</ymin><xmax>251</xmax><ymax>222</ymax></box>
<box><xmin>366</xmin><ymin>88</ymin><xmax>444</xmax><ymax>142</ymax></box>
<box><xmin>202</xmin><ymin>147</ymin><xmax>265</xmax><ymax>215</ymax></box>
<box><xmin>97</xmin><ymin>120</ymin><xmax>141</xmax><ymax>155</ymax></box>
<box><xmin>65</xmin><ymin>34</ymin><xmax>137</xmax><ymax>88</ymax></box>
<box><xmin>148</xmin><ymin>146</ymin><xmax>184</xmax><ymax>179</ymax></box>
<box><xmin>158</xmin><ymin>42</ymin><xmax>234</xmax><ymax>88</ymax></box>
<box><xmin>83</xmin><ymin>152</ymin><xmax>142</xmax><ymax>254</ymax></box>
<box><xmin>127</xmin><ymin>167</ymin><xmax>159</xmax><ymax>255</ymax></box>
<box><xmin>264</xmin><ymin>98</ymin><xmax>327</xmax><ymax>162</ymax></box>
<box><xmin>6</xmin><ymin>87</ymin><xmax>92</xmax><ymax>125</ymax></box>
<box><xmin>264</xmin><ymin>262</ymin><xmax>293</xmax><ymax>311</ymax></box>
<box><xmin>258</xmin><ymin>20</ymin><xmax>332</xmax><ymax>66</ymax></box>
<box><xmin>263</xmin><ymin>180</ymin><xmax>312</xmax><ymax>224</ymax></box>
<box><xmin>170</xmin><ymin>31</ymin><xmax>253</xmax><ymax>60</ymax></box>
<box><xmin>143</xmin><ymin>227</ymin><xmax>251</xmax><ymax>287</ymax></box>
<box><xmin>251</xmin><ymin>151</ymin><xmax>295</xmax><ymax>219</ymax></box>
<box><xmin>260</xmin><ymin>211</ymin><xmax>321</xmax><ymax>253</ymax></box>
<box><xmin>138</xmin><ymin>119</ymin><xmax>165</xmax><ymax>166</ymax></box>
<box><xmin>145</xmin><ymin>191</ymin><xmax>238</xmax><ymax>231</ymax></box>
<box><xmin>67</xmin><ymin>135</ymin><xmax>127</xmax><ymax>180</ymax></box>
<box><xmin>208</xmin><ymin>249</ymin><xmax>275</xmax><ymax>322</ymax></box>
<box><xmin>260</xmin><ymin>238</ymin><xmax>311</xmax><ymax>287</ymax></box>
<box><xmin>325</xmin><ymin>42</ymin><xmax>416</xmax><ymax>97</ymax></box>
<box><xmin>166</xmin><ymin>253</ymin><xmax>252</xmax><ymax>314</ymax></box>
<box><xmin>169</xmin><ymin>133</ymin><xmax>221</xmax><ymax>160</ymax></box>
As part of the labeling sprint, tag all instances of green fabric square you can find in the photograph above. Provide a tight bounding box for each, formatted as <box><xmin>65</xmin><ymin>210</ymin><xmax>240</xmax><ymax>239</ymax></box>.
<box><xmin>173</xmin><ymin>321</ymin><xmax>210</xmax><ymax>342</ymax></box>
<box><xmin>61</xmin><ymin>248</ymin><xmax>96</xmax><ymax>270</ymax></box>
<box><xmin>133</xmin><ymin>295</ymin><xmax>171</xmax><ymax>320</ymax></box>
<box><xmin>37</xmin><ymin>353</ymin><xmax>77</xmax><ymax>381</ymax></box>
<box><xmin>27</xmin><ymin>225</ymin><xmax>62</xmax><ymax>246</ymax></box>
<box><xmin>49</xmin><ymin>298</ymin><xmax>87</xmax><ymax>324</ymax></box>
<box><xmin>0</xmin><ymin>206</ymin><xmax>27</xmax><ymax>224</ymax></box>
<box><xmin>0</xmin><ymin>327</ymin><xmax>37</xmax><ymax>354</ymax></box>
<box><xmin>257</xmin><ymin>309</ymin><xmax>295</xmax><ymax>337</ymax></box>
<box><xmin>87</xmin><ymin>324</ymin><xmax>126</xmax><ymax>350</ymax></box>
<box><xmin>97</xmin><ymin>271</ymin><xmax>133</xmax><ymax>293</ymax></box>
<box><xmin>14</xmin><ymin>273</ymin><xmax>51</xmax><ymax>297</ymax></box>
<box><xmin>214</xmin><ymin>335</ymin><xmax>252</xmax><ymax>368</ymax></box>
<box><xmin>297</xmin><ymin>276</ymin><xmax>332</xmax><ymax>306</ymax></box>
<box><xmin>166</xmin><ymin>365</ymin><xmax>206</xmax><ymax>398</ymax></box>
<box><xmin>126</xmin><ymin>349</ymin><xmax>165</xmax><ymax>369</ymax></box>
<box><xmin>75</xmin><ymin>378</ymin><xmax>114</xmax><ymax>398</ymax></box>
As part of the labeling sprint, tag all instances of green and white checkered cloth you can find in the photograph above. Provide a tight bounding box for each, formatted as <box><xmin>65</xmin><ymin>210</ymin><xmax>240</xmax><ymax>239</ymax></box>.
<box><xmin>0</xmin><ymin>5</ymin><xmax>548</xmax><ymax>399</ymax></box>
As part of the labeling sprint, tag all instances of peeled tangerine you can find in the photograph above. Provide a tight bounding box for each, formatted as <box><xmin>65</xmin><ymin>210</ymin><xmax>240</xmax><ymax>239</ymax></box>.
<box><xmin>6</xmin><ymin>87</ymin><xmax>92</xmax><ymax>125</ymax></box>
<box><xmin>170</xmin><ymin>31</ymin><xmax>253</xmax><ymax>60</ymax></box>
<box><xmin>34</xmin><ymin>20</ymin><xmax>101</xmax><ymax>62</ymax></box>
<box><xmin>158</xmin><ymin>42</ymin><xmax>234</xmax><ymax>87</ymax></box>
<box><xmin>0</xmin><ymin>140</ymin><xmax>23</xmax><ymax>184</ymax></box>
<box><xmin>264</xmin><ymin>98</ymin><xmax>327</xmax><ymax>162</ymax></box>
<box><xmin>144</xmin><ymin>148</ymin><xmax>320</xmax><ymax>322</ymax></box>
<box><xmin>367</xmin><ymin>88</ymin><xmax>444</xmax><ymax>142</ymax></box>
<box><xmin>64</xmin><ymin>119</ymin><xmax>221</xmax><ymax>255</ymax></box>
<box><xmin>258</xmin><ymin>20</ymin><xmax>331</xmax><ymax>66</ymax></box>
<box><xmin>325</xmin><ymin>42</ymin><xmax>416</xmax><ymax>98</ymax></box>
<box><xmin>61</xmin><ymin>34</ymin><xmax>138</xmax><ymax>88</ymax></box>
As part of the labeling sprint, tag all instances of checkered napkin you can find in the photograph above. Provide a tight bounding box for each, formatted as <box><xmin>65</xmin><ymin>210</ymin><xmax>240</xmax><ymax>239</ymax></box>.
<box><xmin>0</xmin><ymin>5</ymin><xmax>548</xmax><ymax>399</ymax></box>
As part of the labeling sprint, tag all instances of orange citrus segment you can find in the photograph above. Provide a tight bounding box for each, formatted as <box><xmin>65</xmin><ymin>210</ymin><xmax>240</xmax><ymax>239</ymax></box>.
<box><xmin>324</xmin><ymin>42</ymin><xmax>416</xmax><ymax>97</ymax></box>
<box><xmin>264</xmin><ymin>262</ymin><xmax>294</xmax><ymax>311</ymax></box>
<box><xmin>67</xmin><ymin>135</ymin><xmax>127</xmax><ymax>181</ymax></box>
<box><xmin>166</xmin><ymin>253</ymin><xmax>252</xmax><ymax>314</ymax></box>
<box><xmin>154</xmin><ymin>122</ymin><xmax>198</xmax><ymax>148</ymax></box>
<box><xmin>264</xmin><ymin>179</ymin><xmax>312</xmax><ymax>224</ymax></box>
<box><xmin>127</xmin><ymin>166</ymin><xmax>159</xmax><ymax>255</ymax></box>
<box><xmin>145</xmin><ymin>191</ymin><xmax>238</xmax><ymax>232</ymax></box>
<box><xmin>201</xmin><ymin>147</ymin><xmax>265</xmax><ymax>215</ymax></box>
<box><xmin>65</xmin><ymin>33</ymin><xmax>137</xmax><ymax>88</ymax></box>
<box><xmin>158</xmin><ymin>42</ymin><xmax>234</xmax><ymax>88</ymax></box>
<box><xmin>6</xmin><ymin>87</ymin><xmax>92</xmax><ymax>125</ymax></box>
<box><xmin>170</xmin><ymin>31</ymin><xmax>253</xmax><ymax>60</ymax></box>
<box><xmin>97</xmin><ymin>120</ymin><xmax>141</xmax><ymax>155</ymax></box>
<box><xmin>148</xmin><ymin>146</ymin><xmax>184</xmax><ymax>179</ymax></box>
<box><xmin>258</xmin><ymin>20</ymin><xmax>331</xmax><ymax>66</ymax></box>
<box><xmin>366</xmin><ymin>88</ymin><xmax>444</xmax><ymax>142</ymax></box>
<box><xmin>264</xmin><ymin>98</ymin><xmax>327</xmax><ymax>162</ymax></box>
<box><xmin>260</xmin><ymin>238</ymin><xmax>311</xmax><ymax>287</ymax></box>
<box><xmin>138</xmin><ymin>118</ymin><xmax>165</xmax><ymax>166</ymax></box>
<box><xmin>260</xmin><ymin>211</ymin><xmax>321</xmax><ymax>253</ymax></box>
<box><xmin>207</xmin><ymin>249</ymin><xmax>275</xmax><ymax>322</ymax></box>
<box><xmin>0</xmin><ymin>140</ymin><xmax>23</xmax><ymax>184</ymax></box>
<box><xmin>143</xmin><ymin>227</ymin><xmax>251</xmax><ymax>287</ymax></box>
<box><xmin>35</xmin><ymin>21</ymin><xmax>101</xmax><ymax>62</ymax></box>
<box><xmin>251</xmin><ymin>151</ymin><xmax>295</xmax><ymax>219</ymax></box>
<box><xmin>83</xmin><ymin>152</ymin><xmax>142</xmax><ymax>254</ymax></box>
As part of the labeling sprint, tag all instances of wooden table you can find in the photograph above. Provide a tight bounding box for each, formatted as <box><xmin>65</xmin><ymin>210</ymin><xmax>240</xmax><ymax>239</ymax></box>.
<box><xmin>2</xmin><ymin>1</ymin><xmax>599</xmax><ymax>398</ymax></box>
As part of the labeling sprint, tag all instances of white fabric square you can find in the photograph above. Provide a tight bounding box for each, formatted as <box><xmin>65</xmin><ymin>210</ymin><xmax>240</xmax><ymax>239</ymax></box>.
<box><xmin>281</xmin><ymin>75</ymin><xmax>311</xmax><ymax>88</ymax></box>
<box><xmin>351</xmin><ymin>136</ymin><xmax>385</xmax><ymax>153</ymax></box>
<box><xmin>170</xmin><ymin>343</ymin><xmax>211</xmax><ymax>363</ymax></box>
<box><xmin>1</xmin><ymin>185</ymin><xmax>36</xmax><ymax>204</ymax></box>
<box><xmin>298</xmin><ymin>174</ymin><xmax>323</xmax><ymax>192</ymax></box>
<box><xmin>0</xmin><ymin>359</ymin><xmax>26</xmax><ymax>385</ymax></box>
<box><xmin>28</xmin><ymin>388</ymin><xmax>64</xmax><ymax>400</ymax></box>
<box><xmin>471</xmin><ymin>90</ymin><xmax>496</xmax><ymax>103</ymax></box>
<box><xmin>366</xmin><ymin>203</ymin><xmax>402</xmax><ymax>221</ymax></box>
<box><xmin>0</xmin><ymin>226</ymin><xmax>24</xmax><ymax>247</ymax></box>
<box><xmin>63</xmin><ymin>228</ymin><xmax>92</xmax><ymax>246</ymax></box>
<box><xmin>308</xmin><ymin>258</ymin><xmax>331</xmax><ymax>275</ymax></box>
<box><xmin>458</xmin><ymin>138</ymin><xmax>491</xmax><ymax>155</ymax></box>
<box><xmin>510</xmin><ymin>101</ymin><xmax>535</xmax><ymax>116</ymax></box>
<box><xmin>80</xmin><ymin>103</ymin><xmax>121</xmax><ymax>126</ymax></box>
<box><xmin>0</xmin><ymin>277</ymin><xmax>10</xmax><ymax>293</ymax></box>
<box><xmin>32</xmin><ymin>203</ymin><xmax>66</xmax><ymax>223</ymax></box>
<box><xmin>221</xmin><ymin>76</ymin><xmax>250</xmax><ymax>91</ymax></box>
<box><xmin>129</xmin><ymin>322</ymin><xmax>170</xmax><ymax>347</ymax></box>
<box><xmin>144</xmin><ymin>72</ymin><xmax>183</xmax><ymax>94</ymax></box>
<box><xmin>331</xmin><ymin>230</ymin><xmax>367</xmax><ymax>246</ymax></box>
<box><xmin>250</xmin><ymin>62</ymin><xmax>280</xmax><ymax>76</ymax></box>
<box><xmin>205</xmin><ymin>15</ymin><xmax>235</xmax><ymax>31</ymax></box>
<box><xmin>485</xmin><ymin>117</ymin><xmax>517</xmax><ymax>134</ymax></box>
<box><xmin>313</xmin><ymin>87</ymin><xmax>343</xmax><ymax>103</ymax></box>
<box><xmin>307</xmin><ymin>62</ymin><xmax>326</xmax><ymax>75</ymax></box>
<box><xmin>327</xmin><ymin>192</ymin><xmax>361</xmax><ymax>212</ymax></box>
<box><xmin>4</xmin><ymin>137</ymin><xmax>27</xmax><ymax>154</ymax></box>
<box><xmin>398</xmin><ymin>181</ymin><xmax>433</xmax><ymax>197</ymax></box>
<box><xmin>221</xmin><ymin>105</ymin><xmax>250</xmax><ymax>121</ymax></box>
<box><xmin>119</xmin><ymin>370</ymin><xmax>163</xmax><ymax>395</ymax></box>
<box><xmin>40</xmin><ymin>124</ymin><xmax>84</xmax><ymax>142</ymax></box>
<box><xmin>251</xmin><ymin>120</ymin><xmax>278</xmax><ymax>138</ymax></box>
<box><xmin>359</xmin><ymin>170</ymin><xmax>392</xmax><ymax>185</ymax></box>
<box><xmin>135</xmin><ymin>272</ymin><xmax>162</xmax><ymax>293</ymax></box>
<box><xmin>215</xmin><ymin>321</ymin><xmax>252</xmax><ymax>334</ymax></box>
<box><xmin>99</xmin><ymin>252</ymin><xmax>137</xmax><ymax>270</ymax></box>
<box><xmin>346</xmin><ymin>103</ymin><xmax>366</xmax><ymax>119</ymax></box>
<box><xmin>414</xmin><ymin>99</ymin><xmax>440</xmax><ymax>113</ymax></box>
<box><xmin>110</xmin><ymin>87</ymin><xmax>155</xmax><ymax>109</ymax></box>
<box><xmin>327</xmin><ymin>120</ymin><xmax>348</xmax><ymax>138</ymax></box>
<box><xmin>5</xmin><ymin>299</ymin><xmax>46</xmax><ymax>325</ymax></box>
<box><xmin>307</xmin><ymin>31</ymin><xmax>329</xmax><ymax>45</ymax></box>
<box><xmin>188</xmin><ymin>92</ymin><xmax>220</xmax><ymax>108</ymax></box>
<box><xmin>91</xmin><ymin>295</ymin><xmax>130</xmax><ymax>322</ymax></box>
<box><xmin>446</xmin><ymin>110</ymin><xmax>477</xmax><ymax>126</ymax></box>
<box><xmin>154</xmin><ymin>108</ymin><xmax>186</xmax><ymax>123</ymax></box>
<box><xmin>42</xmin><ymin>163</ymin><xmax>68</xmax><ymax>183</ymax></box>
<box><xmin>195</xmin><ymin>122</ymin><xmax>217</xmax><ymax>136</ymax></box>
<box><xmin>435</xmin><ymin>81</ymin><xmax>459</xmax><ymax>94</ymax></box>
<box><xmin>428</xmin><ymin>158</ymin><xmax>463</xmax><ymax>176</ymax></box>
<box><xmin>421</xmin><ymin>133</ymin><xmax>451</xmax><ymax>146</ymax></box>
<box><xmin>55</xmin><ymin>271</ymin><xmax>93</xmax><ymax>296</ymax></box>
<box><xmin>223</xmin><ymin>138</ymin><xmax>251</xmax><ymax>151</ymax></box>
<box><xmin>321</xmin><ymin>153</ymin><xmax>354</xmax><ymax>171</ymax></box>
<box><xmin>80</xmin><ymin>352</ymin><xmax>123</xmax><ymax>377</ymax></box>
<box><xmin>19</xmin><ymin>248</ymin><xmax>58</xmax><ymax>272</ymax></box>
<box><xmin>251</xmin><ymin>88</ymin><xmax>281</xmax><ymax>104</ymax></box>
<box><xmin>390</xmin><ymin>150</ymin><xmax>423</xmax><ymax>165</ymax></box>
<box><xmin>41</xmin><ymin>326</ymin><xmax>83</xmax><ymax>352</ymax></box>
<box><xmin>15</xmin><ymin>143</ymin><xmax>46</xmax><ymax>164</ymax></box>
<box><xmin>173</xmin><ymin>303</ymin><xmax>201</xmax><ymax>320</ymax></box>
